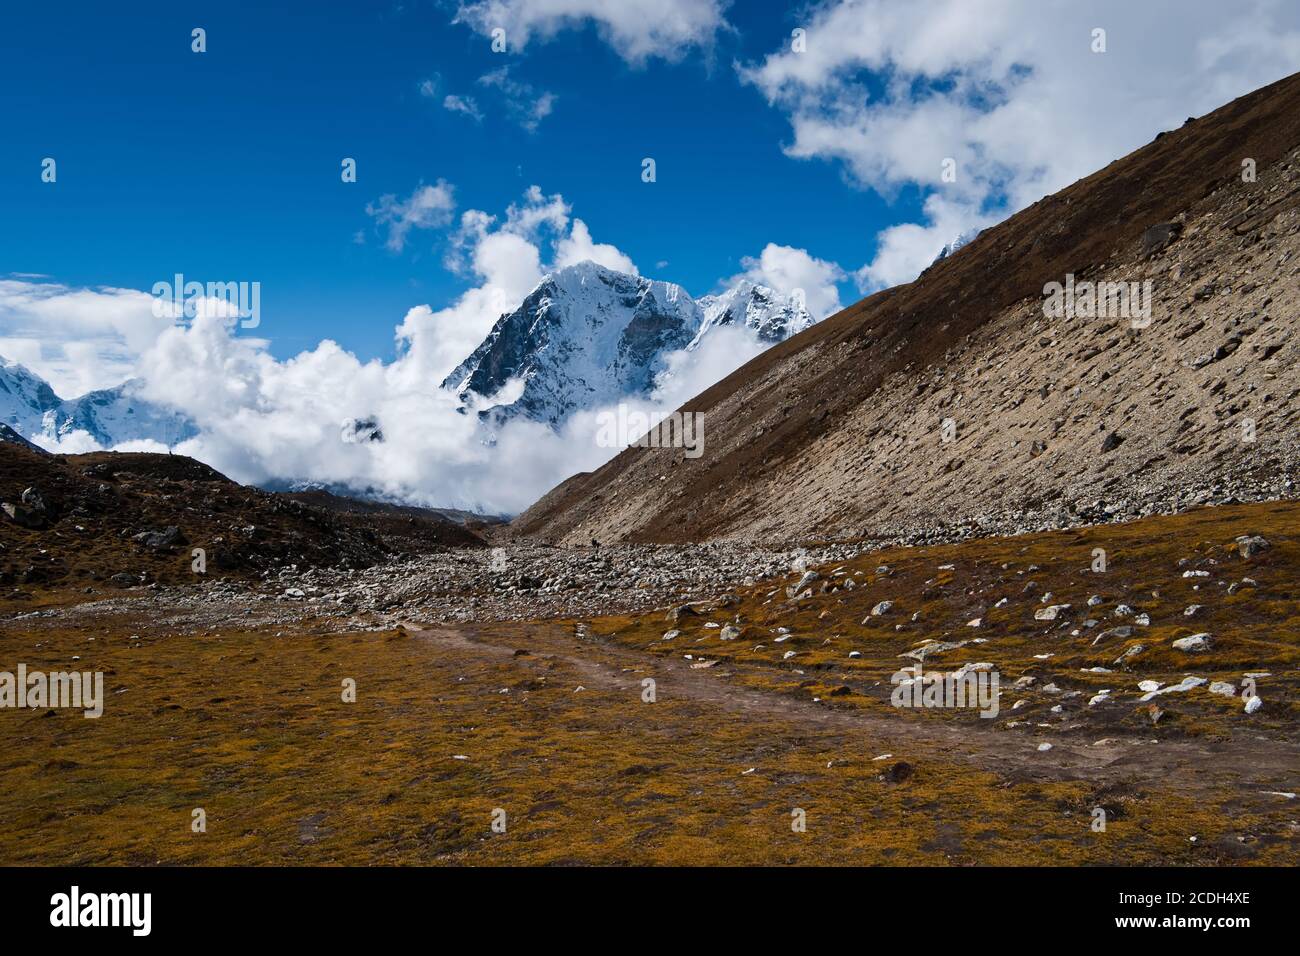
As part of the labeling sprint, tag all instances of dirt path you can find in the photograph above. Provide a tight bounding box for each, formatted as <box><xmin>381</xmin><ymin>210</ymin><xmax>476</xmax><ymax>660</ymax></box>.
<box><xmin>403</xmin><ymin>621</ymin><xmax>1300</xmax><ymax>800</ymax></box>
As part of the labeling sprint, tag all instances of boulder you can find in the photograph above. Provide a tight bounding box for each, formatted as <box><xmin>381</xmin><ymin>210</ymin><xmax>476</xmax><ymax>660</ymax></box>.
<box><xmin>1172</xmin><ymin>633</ymin><xmax>1213</xmax><ymax>652</ymax></box>
<box><xmin>1235</xmin><ymin>535</ymin><xmax>1270</xmax><ymax>559</ymax></box>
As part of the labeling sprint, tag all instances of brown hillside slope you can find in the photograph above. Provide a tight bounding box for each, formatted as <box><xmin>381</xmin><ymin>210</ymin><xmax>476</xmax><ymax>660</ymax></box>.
<box><xmin>516</xmin><ymin>71</ymin><xmax>1300</xmax><ymax>545</ymax></box>
<box><xmin>0</xmin><ymin>446</ymin><xmax>484</xmax><ymax>597</ymax></box>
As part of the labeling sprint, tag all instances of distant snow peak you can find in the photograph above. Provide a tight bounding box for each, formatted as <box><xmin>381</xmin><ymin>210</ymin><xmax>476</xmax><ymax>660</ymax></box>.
<box><xmin>0</xmin><ymin>357</ymin><xmax>195</xmax><ymax>449</ymax></box>
<box><xmin>929</xmin><ymin>229</ymin><xmax>982</xmax><ymax>267</ymax></box>
<box><xmin>693</xmin><ymin>278</ymin><xmax>813</xmax><ymax>347</ymax></box>
<box><xmin>443</xmin><ymin>261</ymin><xmax>814</xmax><ymax>427</ymax></box>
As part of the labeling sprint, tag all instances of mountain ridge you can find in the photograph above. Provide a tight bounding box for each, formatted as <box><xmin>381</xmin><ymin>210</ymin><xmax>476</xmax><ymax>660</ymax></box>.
<box><xmin>514</xmin><ymin>70</ymin><xmax>1300</xmax><ymax>545</ymax></box>
<box><xmin>442</xmin><ymin>260</ymin><xmax>814</xmax><ymax>426</ymax></box>
<box><xmin>0</xmin><ymin>357</ymin><xmax>196</xmax><ymax>450</ymax></box>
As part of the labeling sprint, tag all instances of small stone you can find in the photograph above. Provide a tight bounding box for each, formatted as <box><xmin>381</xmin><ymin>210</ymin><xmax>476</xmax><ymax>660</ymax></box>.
<box><xmin>1235</xmin><ymin>535</ymin><xmax>1270</xmax><ymax>559</ymax></box>
<box><xmin>881</xmin><ymin>761</ymin><xmax>913</xmax><ymax>783</ymax></box>
<box><xmin>1172</xmin><ymin>633</ymin><xmax>1213</xmax><ymax>652</ymax></box>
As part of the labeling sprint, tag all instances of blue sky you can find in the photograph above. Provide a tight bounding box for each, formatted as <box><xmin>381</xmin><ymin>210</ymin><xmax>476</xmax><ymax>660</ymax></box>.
<box><xmin>0</xmin><ymin>0</ymin><xmax>903</xmax><ymax>362</ymax></box>
<box><xmin>3</xmin><ymin>0</ymin><xmax>1298</xmax><ymax>511</ymax></box>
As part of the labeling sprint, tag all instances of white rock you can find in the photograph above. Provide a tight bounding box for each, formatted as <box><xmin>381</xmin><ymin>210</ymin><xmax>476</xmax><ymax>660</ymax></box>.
<box><xmin>1139</xmin><ymin>676</ymin><xmax>1206</xmax><ymax>701</ymax></box>
<box><xmin>1172</xmin><ymin>633</ymin><xmax>1213</xmax><ymax>652</ymax></box>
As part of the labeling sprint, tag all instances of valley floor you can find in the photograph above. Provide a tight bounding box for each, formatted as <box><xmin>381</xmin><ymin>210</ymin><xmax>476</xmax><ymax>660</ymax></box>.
<box><xmin>2</xmin><ymin>502</ymin><xmax>1298</xmax><ymax>865</ymax></box>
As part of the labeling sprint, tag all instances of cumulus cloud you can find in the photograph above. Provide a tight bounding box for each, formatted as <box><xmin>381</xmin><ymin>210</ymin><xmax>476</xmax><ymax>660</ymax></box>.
<box><xmin>854</xmin><ymin>193</ymin><xmax>999</xmax><ymax>291</ymax></box>
<box><xmin>741</xmin><ymin>0</ymin><xmax>1300</xmax><ymax>289</ymax></box>
<box><xmin>731</xmin><ymin>243</ymin><xmax>844</xmax><ymax>320</ymax></box>
<box><xmin>454</xmin><ymin>0</ymin><xmax>731</xmax><ymax>64</ymax></box>
<box><xmin>0</xmin><ymin>280</ymin><xmax>174</xmax><ymax>395</ymax></box>
<box><xmin>554</xmin><ymin>220</ymin><xmax>638</xmax><ymax>274</ymax></box>
<box><xmin>365</xmin><ymin>180</ymin><xmax>457</xmax><ymax>252</ymax></box>
<box><xmin>12</xmin><ymin>187</ymin><xmax>687</xmax><ymax>514</ymax></box>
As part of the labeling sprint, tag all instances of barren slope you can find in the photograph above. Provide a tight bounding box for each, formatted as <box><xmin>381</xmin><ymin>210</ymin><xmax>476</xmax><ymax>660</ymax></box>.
<box><xmin>0</xmin><ymin>446</ymin><xmax>484</xmax><ymax>598</ymax></box>
<box><xmin>516</xmin><ymin>72</ymin><xmax>1300</xmax><ymax>545</ymax></box>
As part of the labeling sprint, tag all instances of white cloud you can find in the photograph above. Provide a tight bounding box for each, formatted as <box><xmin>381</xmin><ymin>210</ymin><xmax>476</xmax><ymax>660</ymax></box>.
<box><xmin>741</xmin><ymin>0</ymin><xmax>1300</xmax><ymax>289</ymax></box>
<box><xmin>7</xmin><ymin>187</ymin><xmax>665</xmax><ymax>514</ymax></box>
<box><xmin>853</xmin><ymin>193</ymin><xmax>998</xmax><ymax>291</ymax></box>
<box><xmin>731</xmin><ymin>243</ymin><xmax>844</xmax><ymax>320</ymax></box>
<box><xmin>443</xmin><ymin>93</ymin><xmax>484</xmax><ymax>122</ymax></box>
<box><xmin>477</xmin><ymin>67</ymin><xmax>556</xmax><ymax>132</ymax></box>
<box><xmin>554</xmin><ymin>220</ymin><xmax>638</xmax><ymax>274</ymax></box>
<box><xmin>454</xmin><ymin>0</ymin><xmax>731</xmax><ymax>64</ymax></box>
<box><xmin>365</xmin><ymin>181</ymin><xmax>457</xmax><ymax>252</ymax></box>
<box><xmin>0</xmin><ymin>280</ymin><xmax>174</xmax><ymax>395</ymax></box>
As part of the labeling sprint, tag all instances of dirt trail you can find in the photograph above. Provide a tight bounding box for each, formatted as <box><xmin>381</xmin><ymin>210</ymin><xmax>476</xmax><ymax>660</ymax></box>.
<box><xmin>404</xmin><ymin>622</ymin><xmax>1300</xmax><ymax>800</ymax></box>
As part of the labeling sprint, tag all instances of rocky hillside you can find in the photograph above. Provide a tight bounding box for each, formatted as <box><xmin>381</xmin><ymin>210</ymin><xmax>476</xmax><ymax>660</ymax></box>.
<box><xmin>516</xmin><ymin>71</ymin><xmax>1300</xmax><ymax>546</ymax></box>
<box><xmin>0</xmin><ymin>445</ymin><xmax>484</xmax><ymax>598</ymax></box>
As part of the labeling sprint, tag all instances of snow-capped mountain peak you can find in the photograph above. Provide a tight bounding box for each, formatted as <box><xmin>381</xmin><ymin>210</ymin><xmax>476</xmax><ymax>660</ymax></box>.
<box><xmin>693</xmin><ymin>279</ymin><xmax>813</xmax><ymax>347</ymax></box>
<box><xmin>929</xmin><ymin>228</ymin><xmax>983</xmax><ymax>267</ymax></box>
<box><xmin>0</xmin><ymin>356</ymin><xmax>196</xmax><ymax>449</ymax></box>
<box><xmin>442</xmin><ymin>261</ymin><xmax>815</xmax><ymax>426</ymax></box>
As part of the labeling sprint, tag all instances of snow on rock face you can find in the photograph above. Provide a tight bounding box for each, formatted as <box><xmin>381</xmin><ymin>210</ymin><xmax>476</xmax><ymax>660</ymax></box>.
<box><xmin>928</xmin><ymin>229</ymin><xmax>983</xmax><ymax>268</ymax></box>
<box><xmin>0</xmin><ymin>357</ymin><xmax>62</xmax><ymax>435</ymax></box>
<box><xmin>0</xmin><ymin>357</ymin><xmax>196</xmax><ymax>449</ymax></box>
<box><xmin>442</xmin><ymin>261</ymin><xmax>814</xmax><ymax>426</ymax></box>
<box><xmin>341</xmin><ymin>416</ymin><xmax>384</xmax><ymax>444</ymax></box>
<box><xmin>692</xmin><ymin>279</ymin><xmax>814</xmax><ymax>346</ymax></box>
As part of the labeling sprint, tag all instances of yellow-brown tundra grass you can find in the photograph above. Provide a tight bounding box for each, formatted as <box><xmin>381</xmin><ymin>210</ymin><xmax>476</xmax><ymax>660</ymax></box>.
<box><xmin>0</xmin><ymin>501</ymin><xmax>1296</xmax><ymax>865</ymax></box>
